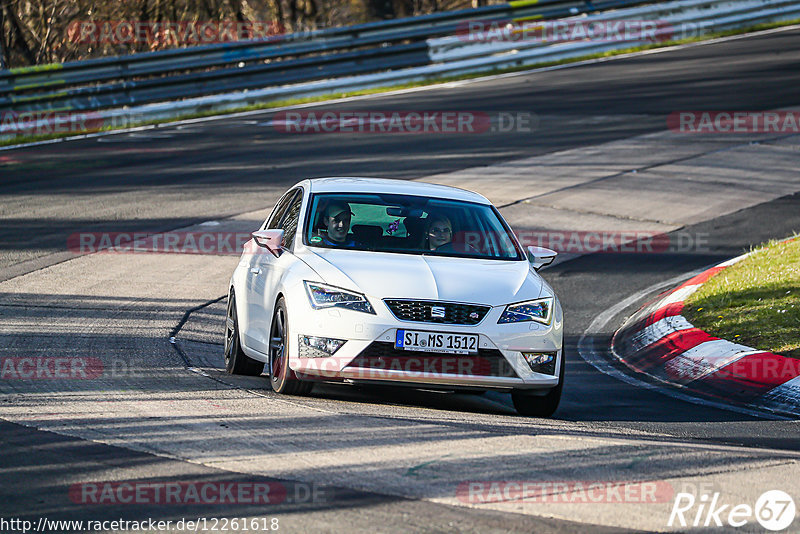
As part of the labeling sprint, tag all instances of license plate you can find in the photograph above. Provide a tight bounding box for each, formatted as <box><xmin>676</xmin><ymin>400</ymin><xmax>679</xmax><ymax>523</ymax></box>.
<box><xmin>395</xmin><ymin>329</ymin><xmax>479</xmax><ymax>355</ymax></box>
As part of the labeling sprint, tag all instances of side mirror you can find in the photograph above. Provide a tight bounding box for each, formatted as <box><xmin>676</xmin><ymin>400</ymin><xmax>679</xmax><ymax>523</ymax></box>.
<box><xmin>252</xmin><ymin>229</ymin><xmax>285</xmax><ymax>257</ymax></box>
<box><xmin>526</xmin><ymin>246</ymin><xmax>557</xmax><ymax>271</ymax></box>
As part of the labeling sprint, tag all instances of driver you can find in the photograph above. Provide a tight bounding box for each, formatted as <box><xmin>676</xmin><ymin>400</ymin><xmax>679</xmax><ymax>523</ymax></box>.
<box><xmin>315</xmin><ymin>201</ymin><xmax>358</xmax><ymax>247</ymax></box>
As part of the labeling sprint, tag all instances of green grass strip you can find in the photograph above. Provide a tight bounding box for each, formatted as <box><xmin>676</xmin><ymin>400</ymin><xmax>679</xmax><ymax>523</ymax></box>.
<box><xmin>685</xmin><ymin>236</ymin><xmax>800</xmax><ymax>358</ymax></box>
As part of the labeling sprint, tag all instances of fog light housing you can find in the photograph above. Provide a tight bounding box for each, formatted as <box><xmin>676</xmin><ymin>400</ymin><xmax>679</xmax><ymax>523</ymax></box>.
<box><xmin>522</xmin><ymin>352</ymin><xmax>557</xmax><ymax>375</ymax></box>
<box><xmin>299</xmin><ymin>335</ymin><xmax>346</xmax><ymax>358</ymax></box>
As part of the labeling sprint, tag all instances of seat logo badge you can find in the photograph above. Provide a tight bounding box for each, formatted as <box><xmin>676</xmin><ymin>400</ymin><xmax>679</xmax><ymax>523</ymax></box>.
<box><xmin>469</xmin><ymin>312</ymin><xmax>479</xmax><ymax>320</ymax></box>
<box><xmin>431</xmin><ymin>306</ymin><xmax>446</xmax><ymax>318</ymax></box>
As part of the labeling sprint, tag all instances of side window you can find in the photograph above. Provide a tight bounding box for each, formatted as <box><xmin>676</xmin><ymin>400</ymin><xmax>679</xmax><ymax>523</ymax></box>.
<box><xmin>265</xmin><ymin>190</ymin><xmax>296</xmax><ymax>230</ymax></box>
<box><xmin>278</xmin><ymin>191</ymin><xmax>303</xmax><ymax>249</ymax></box>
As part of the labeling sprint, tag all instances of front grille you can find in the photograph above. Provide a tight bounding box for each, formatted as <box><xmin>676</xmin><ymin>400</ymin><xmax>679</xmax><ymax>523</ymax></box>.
<box><xmin>346</xmin><ymin>342</ymin><xmax>518</xmax><ymax>378</ymax></box>
<box><xmin>384</xmin><ymin>299</ymin><xmax>490</xmax><ymax>325</ymax></box>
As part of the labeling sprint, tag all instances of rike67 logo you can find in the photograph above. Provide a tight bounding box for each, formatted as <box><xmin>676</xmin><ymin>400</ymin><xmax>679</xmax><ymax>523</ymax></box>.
<box><xmin>669</xmin><ymin>489</ymin><xmax>796</xmax><ymax>531</ymax></box>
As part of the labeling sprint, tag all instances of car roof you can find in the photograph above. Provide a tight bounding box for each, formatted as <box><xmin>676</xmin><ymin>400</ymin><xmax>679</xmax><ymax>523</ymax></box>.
<box><xmin>298</xmin><ymin>177</ymin><xmax>491</xmax><ymax>205</ymax></box>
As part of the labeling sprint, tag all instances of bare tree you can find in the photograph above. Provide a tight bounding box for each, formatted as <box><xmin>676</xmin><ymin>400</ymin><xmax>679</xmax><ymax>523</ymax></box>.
<box><xmin>0</xmin><ymin>6</ymin><xmax>8</xmax><ymax>68</ymax></box>
<box><xmin>0</xmin><ymin>0</ymin><xmax>482</xmax><ymax>67</ymax></box>
<box><xmin>3</xmin><ymin>0</ymin><xmax>37</xmax><ymax>66</ymax></box>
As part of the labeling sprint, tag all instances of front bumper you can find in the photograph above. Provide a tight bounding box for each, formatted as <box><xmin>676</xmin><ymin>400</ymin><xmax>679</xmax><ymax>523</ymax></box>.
<box><xmin>288</xmin><ymin>299</ymin><xmax>563</xmax><ymax>390</ymax></box>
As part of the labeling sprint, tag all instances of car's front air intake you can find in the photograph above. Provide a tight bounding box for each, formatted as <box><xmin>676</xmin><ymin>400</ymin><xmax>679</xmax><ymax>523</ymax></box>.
<box><xmin>347</xmin><ymin>342</ymin><xmax>518</xmax><ymax>378</ymax></box>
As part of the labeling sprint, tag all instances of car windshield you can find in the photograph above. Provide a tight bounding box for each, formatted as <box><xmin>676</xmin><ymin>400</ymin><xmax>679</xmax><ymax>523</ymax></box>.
<box><xmin>304</xmin><ymin>193</ymin><xmax>523</xmax><ymax>260</ymax></box>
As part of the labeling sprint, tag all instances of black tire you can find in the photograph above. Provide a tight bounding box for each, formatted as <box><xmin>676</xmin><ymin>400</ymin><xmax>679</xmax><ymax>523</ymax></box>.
<box><xmin>269</xmin><ymin>297</ymin><xmax>312</xmax><ymax>395</ymax></box>
<box><xmin>224</xmin><ymin>290</ymin><xmax>265</xmax><ymax>376</ymax></box>
<box><xmin>511</xmin><ymin>353</ymin><xmax>564</xmax><ymax>417</ymax></box>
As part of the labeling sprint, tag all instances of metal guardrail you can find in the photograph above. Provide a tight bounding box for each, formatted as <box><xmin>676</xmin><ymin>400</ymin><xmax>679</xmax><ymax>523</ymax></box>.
<box><xmin>0</xmin><ymin>0</ymin><xmax>574</xmax><ymax>95</ymax></box>
<box><xmin>429</xmin><ymin>0</ymin><xmax>799</xmax><ymax>63</ymax></box>
<box><xmin>0</xmin><ymin>0</ymin><xmax>664</xmax><ymax>113</ymax></box>
<box><xmin>0</xmin><ymin>0</ymin><xmax>578</xmax><ymax>91</ymax></box>
<box><xmin>0</xmin><ymin>0</ymin><xmax>797</xmax><ymax>136</ymax></box>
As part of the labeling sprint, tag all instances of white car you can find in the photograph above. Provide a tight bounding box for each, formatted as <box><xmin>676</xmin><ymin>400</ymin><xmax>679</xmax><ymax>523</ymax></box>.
<box><xmin>225</xmin><ymin>177</ymin><xmax>564</xmax><ymax>416</ymax></box>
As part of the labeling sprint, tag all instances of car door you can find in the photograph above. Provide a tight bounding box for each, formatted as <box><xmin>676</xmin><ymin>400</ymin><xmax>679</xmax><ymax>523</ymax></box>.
<box><xmin>243</xmin><ymin>188</ymin><xmax>304</xmax><ymax>354</ymax></box>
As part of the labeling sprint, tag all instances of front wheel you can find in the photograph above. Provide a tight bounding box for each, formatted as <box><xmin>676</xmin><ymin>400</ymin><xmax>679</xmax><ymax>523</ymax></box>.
<box><xmin>224</xmin><ymin>290</ymin><xmax>265</xmax><ymax>376</ymax></box>
<box><xmin>269</xmin><ymin>297</ymin><xmax>312</xmax><ymax>395</ymax></box>
<box><xmin>511</xmin><ymin>353</ymin><xmax>564</xmax><ymax>417</ymax></box>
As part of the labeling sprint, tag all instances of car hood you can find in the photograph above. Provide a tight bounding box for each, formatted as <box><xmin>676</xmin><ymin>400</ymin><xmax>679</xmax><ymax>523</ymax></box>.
<box><xmin>300</xmin><ymin>248</ymin><xmax>545</xmax><ymax>306</ymax></box>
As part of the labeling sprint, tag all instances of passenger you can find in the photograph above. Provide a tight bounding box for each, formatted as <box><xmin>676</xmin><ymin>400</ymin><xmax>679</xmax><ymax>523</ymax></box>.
<box><xmin>426</xmin><ymin>214</ymin><xmax>453</xmax><ymax>251</ymax></box>
<box><xmin>314</xmin><ymin>201</ymin><xmax>358</xmax><ymax>247</ymax></box>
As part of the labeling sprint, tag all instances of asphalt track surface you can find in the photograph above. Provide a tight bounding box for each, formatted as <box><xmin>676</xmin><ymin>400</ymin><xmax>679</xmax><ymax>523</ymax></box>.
<box><xmin>1</xmin><ymin>28</ymin><xmax>800</xmax><ymax>532</ymax></box>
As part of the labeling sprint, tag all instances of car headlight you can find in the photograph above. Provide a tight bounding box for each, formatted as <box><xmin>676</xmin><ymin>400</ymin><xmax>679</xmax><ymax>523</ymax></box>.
<box><xmin>304</xmin><ymin>281</ymin><xmax>375</xmax><ymax>314</ymax></box>
<box><xmin>498</xmin><ymin>297</ymin><xmax>553</xmax><ymax>325</ymax></box>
